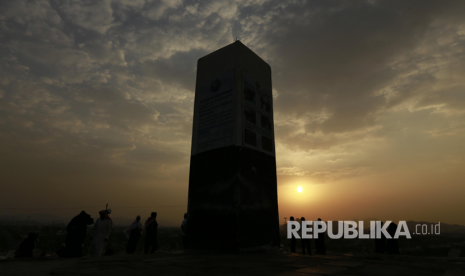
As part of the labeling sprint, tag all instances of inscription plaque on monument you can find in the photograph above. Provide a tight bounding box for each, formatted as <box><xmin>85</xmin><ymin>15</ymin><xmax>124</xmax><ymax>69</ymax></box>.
<box><xmin>193</xmin><ymin>70</ymin><xmax>235</xmax><ymax>155</ymax></box>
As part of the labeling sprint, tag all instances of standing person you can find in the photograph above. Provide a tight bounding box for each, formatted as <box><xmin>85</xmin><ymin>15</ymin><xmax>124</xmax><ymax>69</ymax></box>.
<box><xmin>15</xmin><ymin>233</ymin><xmax>38</xmax><ymax>258</ymax></box>
<box><xmin>90</xmin><ymin>209</ymin><xmax>112</xmax><ymax>257</ymax></box>
<box><xmin>300</xmin><ymin>217</ymin><xmax>311</xmax><ymax>255</ymax></box>
<box><xmin>125</xmin><ymin>215</ymin><xmax>143</xmax><ymax>254</ymax></box>
<box><xmin>386</xmin><ymin>222</ymin><xmax>400</xmax><ymax>254</ymax></box>
<box><xmin>181</xmin><ymin>213</ymin><xmax>187</xmax><ymax>250</ymax></box>
<box><xmin>64</xmin><ymin>211</ymin><xmax>94</xmax><ymax>257</ymax></box>
<box><xmin>374</xmin><ymin>221</ymin><xmax>386</xmax><ymax>253</ymax></box>
<box><xmin>144</xmin><ymin>212</ymin><xmax>158</xmax><ymax>254</ymax></box>
<box><xmin>289</xmin><ymin>216</ymin><xmax>296</xmax><ymax>253</ymax></box>
<box><xmin>314</xmin><ymin>218</ymin><xmax>326</xmax><ymax>255</ymax></box>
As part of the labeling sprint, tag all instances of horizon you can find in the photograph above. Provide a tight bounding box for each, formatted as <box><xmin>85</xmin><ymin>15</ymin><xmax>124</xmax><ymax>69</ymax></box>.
<box><xmin>2</xmin><ymin>213</ymin><xmax>464</xmax><ymax>230</ymax></box>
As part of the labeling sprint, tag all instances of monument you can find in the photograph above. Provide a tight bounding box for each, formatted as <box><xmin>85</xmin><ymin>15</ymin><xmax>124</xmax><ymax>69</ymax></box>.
<box><xmin>187</xmin><ymin>41</ymin><xmax>280</xmax><ymax>251</ymax></box>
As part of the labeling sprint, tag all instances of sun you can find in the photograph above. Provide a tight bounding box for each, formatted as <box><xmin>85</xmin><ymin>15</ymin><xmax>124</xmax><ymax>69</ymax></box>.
<box><xmin>297</xmin><ymin>186</ymin><xmax>303</xmax><ymax>193</ymax></box>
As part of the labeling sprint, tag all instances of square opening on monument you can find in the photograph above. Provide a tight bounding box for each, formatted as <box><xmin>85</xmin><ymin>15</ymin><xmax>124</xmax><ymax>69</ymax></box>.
<box><xmin>244</xmin><ymin>87</ymin><xmax>256</xmax><ymax>105</ymax></box>
<box><xmin>244</xmin><ymin>129</ymin><xmax>257</xmax><ymax>146</ymax></box>
<box><xmin>245</xmin><ymin>107</ymin><xmax>256</xmax><ymax>124</ymax></box>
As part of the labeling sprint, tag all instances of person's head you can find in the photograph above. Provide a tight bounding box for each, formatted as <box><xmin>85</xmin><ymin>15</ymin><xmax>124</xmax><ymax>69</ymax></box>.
<box><xmin>184</xmin><ymin>213</ymin><xmax>187</xmax><ymax>219</ymax></box>
<box><xmin>301</xmin><ymin>217</ymin><xmax>305</xmax><ymax>221</ymax></box>
<box><xmin>99</xmin><ymin>209</ymin><xmax>110</xmax><ymax>219</ymax></box>
<box><xmin>80</xmin><ymin>211</ymin><xmax>93</xmax><ymax>225</ymax></box>
<box><xmin>151</xmin><ymin>212</ymin><xmax>157</xmax><ymax>218</ymax></box>
<box><xmin>318</xmin><ymin>218</ymin><xmax>321</xmax><ymax>221</ymax></box>
<box><xmin>290</xmin><ymin>216</ymin><xmax>294</xmax><ymax>221</ymax></box>
<box><xmin>136</xmin><ymin>215</ymin><xmax>141</xmax><ymax>222</ymax></box>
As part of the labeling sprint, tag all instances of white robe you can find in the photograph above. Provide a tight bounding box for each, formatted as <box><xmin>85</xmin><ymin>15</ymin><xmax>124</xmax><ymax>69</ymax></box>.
<box><xmin>90</xmin><ymin>218</ymin><xmax>112</xmax><ymax>257</ymax></box>
<box><xmin>124</xmin><ymin>221</ymin><xmax>142</xmax><ymax>239</ymax></box>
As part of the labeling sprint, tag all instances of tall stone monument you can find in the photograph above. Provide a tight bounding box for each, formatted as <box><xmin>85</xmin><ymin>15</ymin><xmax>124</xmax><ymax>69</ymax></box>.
<box><xmin>187</xmin><ymin>41</ymin><xmax>279</xmax><ymax>251</ymax></box>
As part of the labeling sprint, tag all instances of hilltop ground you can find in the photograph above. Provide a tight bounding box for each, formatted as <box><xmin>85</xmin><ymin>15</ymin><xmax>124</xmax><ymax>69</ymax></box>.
<box><xmin>1</xmin><ymin>223</ymin><xmax>465</xmax><ymax>275</ymax></box>
<box><xmin>1</xmin><ymin>250</ymin><xmax>465</xmax><ymax>276</ymax></box>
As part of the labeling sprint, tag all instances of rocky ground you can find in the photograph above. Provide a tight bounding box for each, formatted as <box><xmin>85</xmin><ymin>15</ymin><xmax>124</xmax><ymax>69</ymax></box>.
<box><xmin>1</xmin><ymin>250</ymin><xmax>465</xmax><ymax>276</ymax></box>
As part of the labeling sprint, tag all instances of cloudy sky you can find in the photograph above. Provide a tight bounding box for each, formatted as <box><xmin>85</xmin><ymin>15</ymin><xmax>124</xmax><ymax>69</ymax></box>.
<box><xmin>0</xmin><ymin>0</ymin><xmax>464</xmax><ymax>226</ymax></box>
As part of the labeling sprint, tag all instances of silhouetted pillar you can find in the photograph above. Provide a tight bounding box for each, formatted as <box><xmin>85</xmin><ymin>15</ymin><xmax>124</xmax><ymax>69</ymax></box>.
<box><xmin>187</xmin><ymin>41</ymin><xmax>280</xmax><ymax>251</ymax></box>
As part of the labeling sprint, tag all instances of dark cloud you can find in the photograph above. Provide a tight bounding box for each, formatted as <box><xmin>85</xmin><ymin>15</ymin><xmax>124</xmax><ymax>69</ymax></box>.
<box><xmin>143</xmin><ymin>48</ymin><xmax>206</xmax><ymax>91</ymax></box>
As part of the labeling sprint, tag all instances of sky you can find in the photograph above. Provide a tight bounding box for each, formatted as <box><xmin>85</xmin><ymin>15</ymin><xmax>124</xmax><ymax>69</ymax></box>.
<box><xmin>0</xmin><ymin>0</ymin><xmax>464</xmax><ymax>226</ymax></box>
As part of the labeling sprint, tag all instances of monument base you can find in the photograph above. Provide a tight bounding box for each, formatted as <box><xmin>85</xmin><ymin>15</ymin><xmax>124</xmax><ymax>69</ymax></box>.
<box><xmin>187</xmin><ymin>146</ymin><xmax>280</xmax><ymax>251</ymax></box>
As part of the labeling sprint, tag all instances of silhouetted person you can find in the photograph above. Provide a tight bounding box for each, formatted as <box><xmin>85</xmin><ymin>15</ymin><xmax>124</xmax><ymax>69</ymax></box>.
<box><xmin>374</xmin><ymin>221</ymin><xmax>386</xmax><ymax>253</ymax></box>
<box><xmin>64</xmin><ymin>211</ymin><xmax>94</xmax><ymax>257</ymax></box>
<box><xmin>125</xmin><ymin>215</ymin><xmax>142</xmax><ymax>254</ymax></box>
<box><xmin>314</xmin><ymin>218</ymin><xmax>326</xmax><ymax>254</ymax></box>
<box><xmin>144</xmin><ymin>212</ymin><xmax>158</xmax><ymax>254</ymax></box>
<box><xmin>300</xmin><ymin>217</ymin><xmax>312</xmax><ymax>255</ymax></box>
<box><xmin>15</xmin><ymin>233</ymin><xmax>38</xmax><ymax>258</ymax></box>
<box><xmin>90</xmin><ymin>209</ymin><xmax>112</xmax><ymax>257</ymax></box>
<box><xmin>289</xmin><ymin>216</ymin><xmax>296</xmax><ymax>253</ymax></box>
<box><xmin>181</xmin><ymin>213</ymin><xmax>187</xmax><ymax>250</ymax></box>
<box><xmin>386</xmin><ymin>223</ymin><xmax>399</xmax><ymax>254</ymax></box>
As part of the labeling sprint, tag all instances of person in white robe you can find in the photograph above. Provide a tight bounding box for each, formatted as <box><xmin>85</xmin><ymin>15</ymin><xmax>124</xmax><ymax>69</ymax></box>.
<box><xmin>125</xmin><ymin>215</ymin><xmax>143</xmax><ymax>253</ymax></box>
<box><xmin>90</xmin><ymin>209</ymin><xmax>112</xmax><ymax>257</ymax></box>
<box><xmin>124</xmin><ymin>216</ymin><xmax>142</xmax><ymax>239</ymax></box>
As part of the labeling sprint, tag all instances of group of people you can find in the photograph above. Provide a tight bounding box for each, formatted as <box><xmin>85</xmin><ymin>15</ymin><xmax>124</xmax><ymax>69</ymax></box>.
<box><xmin>64</xmin><ymin>210</ymin><xmax>163</xmax><ymax>257</ymax></box>
<box><xmin>15</xmin><ymin>212</ymin><xmax>400</xmax><ymax>257</ymax></box>
<box><xmin>15</xmin><ymin>209</ymin><xmax>185</xmax><ymax>258</ymax></box>
<box><xmin>53</xmin><ymin>209</ymin><xmax>114</xmax><ymax>257</ymax></box>
<box><xmin>124</xmin><ymin>212</ymin><xmax>187</xmax><ymax>254</ymax></box>
<box><xmin>288</xmin><ymin>217</ymin><xmax>400</xmax><ymax>255</ymax></box>
<box><xmin>289</xmin><ymin>217</ymin><xmax>326</xmax><ymax>255</ymax></box>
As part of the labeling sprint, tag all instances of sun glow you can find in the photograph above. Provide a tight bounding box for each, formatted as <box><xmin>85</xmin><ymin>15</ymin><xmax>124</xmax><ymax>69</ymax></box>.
<box><xmin>297</xmin><ymin>186</ymin><xmax>303</xmax><ymax>193</ymax></box>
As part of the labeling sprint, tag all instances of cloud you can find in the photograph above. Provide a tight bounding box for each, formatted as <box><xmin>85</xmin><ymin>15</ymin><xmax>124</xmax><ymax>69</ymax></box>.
<box><xmin>234</xmin><ymin>0</ymin><xmax>465</xmax><ymax>154</ymax></box>
<box><xmin>142</xmin><ymin>48</ymin><xmax>206</xmax><ymax>91</ymax></box>
<box><xmin>57</xmin><ymin>0</ymin><xmax>114</xmax><ymax>34</ymax></box>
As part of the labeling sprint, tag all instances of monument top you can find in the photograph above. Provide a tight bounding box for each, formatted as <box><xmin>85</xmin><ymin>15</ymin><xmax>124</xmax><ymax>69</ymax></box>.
<box><xmin>199</xmin><ymin>40</ymin><xmax>270</xmax><ymax>68</ymax></box>
<box><xmin>191</xmin><ymin>39</ymin><xmax>275</xmax><ymax>156</ymax></box>
<box><xmin>196</xmin><ymin>41</ymin><xmax>272</xmax><ymax>91</ymax></box>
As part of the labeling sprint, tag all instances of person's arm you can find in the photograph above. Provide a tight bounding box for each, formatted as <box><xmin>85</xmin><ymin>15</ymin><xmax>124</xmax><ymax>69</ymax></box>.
<box><xmin>127</xmin><ymin>222</ymin><xmax>135</xmax><ymax>232</ymax></box>
<box><xmin>181</xmin><ymin>220</ymin><xmax>186</xmax><ymax>233</ymax></box>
